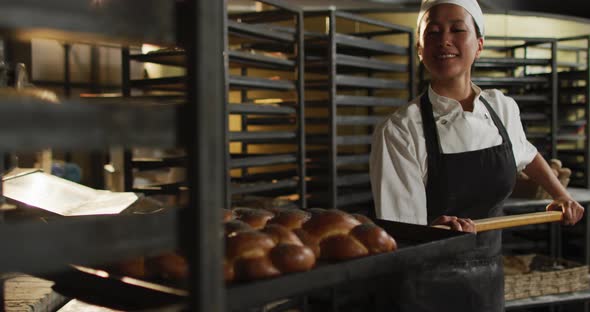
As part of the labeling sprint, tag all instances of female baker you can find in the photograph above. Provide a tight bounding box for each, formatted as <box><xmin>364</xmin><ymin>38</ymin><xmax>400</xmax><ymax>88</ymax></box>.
<box><xmin>369</xmin><ymin>0</ymin><xmax>585</xmax><ymax>311</ymax></box>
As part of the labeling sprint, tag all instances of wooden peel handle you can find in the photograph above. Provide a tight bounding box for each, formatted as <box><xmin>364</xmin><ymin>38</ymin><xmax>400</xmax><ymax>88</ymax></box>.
<box><xmin>433</xmin><ymin>211</ymin><xmax>563</xmax><ymax>232</ymax></box>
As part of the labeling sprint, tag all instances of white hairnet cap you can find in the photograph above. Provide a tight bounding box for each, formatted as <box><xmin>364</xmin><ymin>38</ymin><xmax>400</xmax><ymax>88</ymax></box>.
<box><xmin>417</xmin><ymin>0</ymin><xmax>485</xmax><ymax>37</ymax></box>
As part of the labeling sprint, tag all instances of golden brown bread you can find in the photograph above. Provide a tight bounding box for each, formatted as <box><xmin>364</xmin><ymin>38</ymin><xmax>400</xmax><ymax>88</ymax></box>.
<box><xmin>117</xmin><ymin>209</ymin><xmax>394</xmax><ymax>283</ymax></box>
<box><xmin>112</xmin><ymin>257</ymin><xmax>148</xmax><ymax>279</ymax></box>
<box><xmin>223</xmin><ymin>209</ymin><xmax>235</xmax><ymax>222</ymax></box>
<box><xmin>225</xmin><ymin>219</ymin><xmax>253</xmax><ymax>237</ymax></box>
<box><xmin>350</xmin><ymin>223</ymin><xmax>397</xmax><ymax>254</ymax></box>
<box><xmin>225</xmin><ymin>229</ymin><xmax>316</xmax><ymax>282</ymax></box>
<box><xmin>319</xmin><ymin>235</ymin><xmax>369</xmax><ymax>260</ymax></box>
<box><xmin>268</xmin><ymin>244</ymin><xmax>316</xmax><ymax>273</ymax></box>
<box><xmin>297</xmin><ymin>209</ymin><xmax>396</xmax><ymax>260</ymax></box>
<box><xmin>352</xmin><ymin>213</ymin><xmax>374</xmax><ymax>225</ymax></box>
<box><xmin>226</xmin><ymin>230</ymin><xmax>276</xmax><ymax>261</ymax></box>
<box><xmin>232</xmin><ymin>207</ymin><xmax>275</xmax><ymax>229</ymax></box>
<box><xmin>261</xmin><ymin>224</ymin><xmax>303</xmax><ymax>246</ymax></box>
<box><xmin>301</xmin><ymin>209</ymin><xmax>361</xmax><ymax>239</ymax></box>
<box><xmin>267</xmin><ymin>208</ymin><xmax>311</xmax><ymax>230</ymax></box>
<box><xmin>147</xmin><ymin>252</ymin><xmax>188</xmax><ymax>281</ymax></box>
<box><xmin>293</xmin><ymin>228</ymin><xmax>321</xmax><ymax>258</ymax></box>
<box><xmin>234</xmin><ymin>256</ymin><xmax>281</xmax><ymax>280</ymax></box>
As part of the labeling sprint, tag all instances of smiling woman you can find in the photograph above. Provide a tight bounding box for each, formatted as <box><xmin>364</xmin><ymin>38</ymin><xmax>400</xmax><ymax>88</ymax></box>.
<box><xmin>418</xmin><ymin>4</ymin><xmax>484</xmax><ymax>94</ymax></box>
<box><xmin>369</xmin><ymin>0</ymin><xmax>585</xmax><ymax>311</ymax></box>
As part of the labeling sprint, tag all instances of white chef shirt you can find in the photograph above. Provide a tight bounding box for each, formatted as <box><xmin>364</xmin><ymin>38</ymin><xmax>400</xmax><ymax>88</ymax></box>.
<box><xmin>370</xmin><ymin>83</ymin><xmax>538</xmax><ymax>225</ymax></box>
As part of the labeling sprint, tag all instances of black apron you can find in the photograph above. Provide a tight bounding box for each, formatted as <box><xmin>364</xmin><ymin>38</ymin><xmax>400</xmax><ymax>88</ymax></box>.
<box><xmin>393</xmin><ymin>92</ymin><xmax>516</xmax><ymax>312</ymax></box>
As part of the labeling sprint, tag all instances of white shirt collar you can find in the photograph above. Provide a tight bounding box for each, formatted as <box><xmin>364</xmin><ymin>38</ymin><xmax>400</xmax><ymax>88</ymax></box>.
<box><xmin>427</xmin><ymin>83</ymin><xmax>483</xmax><ymax>117</ymax></box>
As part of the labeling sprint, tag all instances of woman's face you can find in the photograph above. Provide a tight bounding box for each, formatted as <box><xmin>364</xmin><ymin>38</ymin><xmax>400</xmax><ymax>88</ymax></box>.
<box><xmin>417</xmin><ymin>4</ymin><xmax>483</xmax><ymax>82</ymax></box>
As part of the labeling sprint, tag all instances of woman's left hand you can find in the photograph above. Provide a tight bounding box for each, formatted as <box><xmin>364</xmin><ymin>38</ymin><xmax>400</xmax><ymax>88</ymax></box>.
<box><xmin>546</xmin><ymin>197</ymin><xmax>585</xmax><ymax>226</ymax></box>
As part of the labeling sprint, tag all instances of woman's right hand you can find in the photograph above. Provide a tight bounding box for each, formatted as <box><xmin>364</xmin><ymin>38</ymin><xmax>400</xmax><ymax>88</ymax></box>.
<box><xmin>431</xmin><ymin>215</ymin><xmax>476</xmax><ymax>233</ymax></box>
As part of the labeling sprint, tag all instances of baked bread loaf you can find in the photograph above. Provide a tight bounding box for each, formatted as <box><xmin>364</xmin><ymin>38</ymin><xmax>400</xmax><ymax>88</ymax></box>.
<box><xmin>147</xmin><ymin>252</ymin><xmax>188</xmax><ymax>281</ymax></box>
<box><xmin>225</xmin><ymin>219</ymin><xmax>253</xmax><ymax>237</ymax></box>
<box><xmin>144</xmin><ymin>207</ymin><xmax>395</xmax><ymax>283</ymax></box>
<box><xmin>225</xmin><ymin>228</ymin><xmax>315</xmax><ymax>282</ymax></box>
<box><xmin>223</xmin><ymin>208</ymin><xmax>235</xmax><ymax>222</ymax></box>
<box><xmin>298</xmin><ymin>209</ymin><xmax>397</xmax><ymax>260</ymax></box>
<box><xmin>232</xmin><ymin>207</ymin><xmax>274</xmax><ymax>229</ymax></box>
<box><xmin>110</xmin><ymin>257</ymin><xmax>148</xmax><ymax>279</ymax></box>
<box><xmin>266</xmin><ymin>208</ymin><xmax>311</xmax><ymax>230</ymax></box>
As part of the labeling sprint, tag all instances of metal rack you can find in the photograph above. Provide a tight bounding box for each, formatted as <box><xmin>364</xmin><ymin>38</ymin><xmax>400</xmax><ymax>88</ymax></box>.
<box><xmin>474</xmin><ymin>36</ymin><xmax>558</xmax><ymax>160</ymax></box>
<box><xmin>0</xmin><ymin>1</ymin><xmax>225</xmax><ymax>311</ymax></box>
<box><xmin>46</xmin><ymin>218</ymin><xmax>476</xmax><ymax>312</ymax></box>
<box><xmin>553</xmin><ymin>35</ymin><xmax>590</xmax><ymax>188</ymax></box>
<box><xmin>303</xmin><ymin>11</ymin><xmax>415</xmax><ymax>214</ymax></box>
<box><xmin>121</xmin><ymin>0</ymin><xmax>307</xmax><ymax>209</ymax></box>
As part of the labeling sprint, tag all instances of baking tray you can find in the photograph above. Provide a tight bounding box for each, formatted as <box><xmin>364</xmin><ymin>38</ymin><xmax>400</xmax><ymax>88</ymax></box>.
<box><xmin>44</xmin><ymin>219</ymin><xmax>475</xmax><ymax>311</ymax></box>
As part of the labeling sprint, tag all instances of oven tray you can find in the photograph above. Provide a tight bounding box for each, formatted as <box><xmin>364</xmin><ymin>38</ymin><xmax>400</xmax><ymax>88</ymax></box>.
<box><xmin>42</xmin><ymin>219</ymin><xmax>476</xmax><ymax>310</ymax></box>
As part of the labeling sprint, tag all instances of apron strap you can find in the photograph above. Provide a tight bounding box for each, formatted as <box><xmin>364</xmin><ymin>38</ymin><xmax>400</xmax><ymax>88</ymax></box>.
<box><xmin>479</xmin><ymin>96</ymin><xmax>513</xmax><ymax>148</ymax></box>
<box><xmin>419</xmin><ymin>93</ymin><xmax>442</xmax><ymax>175</ymax></box>
<box><xmin>419</xmin><ymin>93</ymin><xmax>446</xmax><ymax>223</ymax></box>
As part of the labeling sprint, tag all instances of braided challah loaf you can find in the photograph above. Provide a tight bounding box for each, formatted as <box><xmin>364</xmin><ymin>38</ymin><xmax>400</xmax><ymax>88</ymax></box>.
<box><xmin>225</xmin><ymin>224</ymin><xmax>316</xmax><ymax>282</ymax></box>
<box><xmin>228</xmin><ymin>207</ymin><xmax>397</xmax><ymax>263</ymax></box>
<box><xmin>115</xmin><ymin>207</ymin><xmax>396</xmax><ymax>283</ymax></box>
<box><xmin>299</xmin><ymin>209</ymin><xmax>397</xmax><ymax>260</ymax></box>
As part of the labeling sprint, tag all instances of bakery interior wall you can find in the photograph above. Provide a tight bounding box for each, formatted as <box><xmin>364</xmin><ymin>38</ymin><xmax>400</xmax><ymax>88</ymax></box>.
<box><xmin>22</xmin><ymin>8</ymin><xmax>590</xmax><ymax>192</ymax></box>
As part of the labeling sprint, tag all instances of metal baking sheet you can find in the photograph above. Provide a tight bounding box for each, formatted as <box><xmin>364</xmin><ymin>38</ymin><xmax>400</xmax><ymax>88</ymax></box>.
<box><xmin>2</xmin><ymin>169</ymin><xmax>137</xmax><ymax>216</ymax></box>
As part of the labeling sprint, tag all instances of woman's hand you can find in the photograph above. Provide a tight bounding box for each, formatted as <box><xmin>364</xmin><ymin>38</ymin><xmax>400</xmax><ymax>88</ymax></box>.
<box><xmin>431</xmin><ymin>215</ymin><xmax>476</xmax><ymax>233</ymax></box>
<box><xmin>546</xmin><ymin>197</ymin><xmax>584</xmax><ymax>226</ymax></box>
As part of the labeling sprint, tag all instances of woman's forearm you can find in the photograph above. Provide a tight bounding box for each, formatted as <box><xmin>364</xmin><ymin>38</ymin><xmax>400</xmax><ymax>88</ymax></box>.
<box><xmin>521</xmin><ymin>153</ymin><xmax>570</xmax><ymax>199</ymax></box>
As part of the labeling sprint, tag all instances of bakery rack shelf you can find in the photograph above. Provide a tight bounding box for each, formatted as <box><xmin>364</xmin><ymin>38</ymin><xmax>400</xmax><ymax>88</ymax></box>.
<box><xmin>229</xmin><ymin>153</ymin><xmax>298</xmax><ymax>168</ymax></box>
<box><xmin>0</xmin><ymin>1</ymin><xmax>176</xmax><ymax>46</ymax></box>
<box><xmin>129</xmin><ymin>75</ymin><xmax>297</xmax><ymax>91</ymax></box>
<box><xmin>0</xmin><ymin>95</ymin><xmax>179</xmax><ymax>150</ymax></box>
<box><xmin>227</xmin><ymin>20</ymin><xmax>295</xmax><ymax>43</ymax></box>
<box><xmin>306</xmin><ymin>75</ymin><xmax>407</xmax><ymax>90</ymax></box>
<box><xmin>0</xmin><ymin>209</ymin><xmax>178</xmax><ymax>275</ymax></box>
<box><xmin>505</xmin><ymin>288</ymin><xmax>590</xmax><ymax>310</ymax></box>
<box><xmin>555</xmin><ymin>35</ymin><xmax>590</xmax><ymax>188</ymax></box>
<box><xmin>475</xmin><ymin>57</ymin><xmax>552</xmax><ymax>69</ymax></box>
<box><xmin>229</xmin><ymin>102</ymin><xmax>296</xmax><ymax>114</ymax></box>
<box><xmin>0</xmin><ymin>0</ymin><xmax>226</xmax><ymax>311</ymax></box>
<box><xmin>123</xmin><ymin>0</ymin><xmax>306</xmax><ymax>210</ymax></box>
<box><xmin>306</xmin><ymin>32</ymin><xmax>409</xmax><ymax>56</ymax></box>
<box><xmin>475</xmin><ymin>36</ymin><xmax>558</xmax><ymax>160</ymax></box>
<box><xmin>224</xmin><ymin>1</ymin><xmax>306</xmax><ymax>209</ymax></box>
<box><xmin>303</xmin><ymin>11</ymin><xmax>415</xmax><ymax>214</ymax></box>
<box><xmin>306</xmin><ymin>54</ymin><xmax>408</xmax><ymax>72</ymax></box>
<box><xmin>294</xmin><ymin>95</ymin><xmax>407</xmax><ymax>107</ymax></box>
<box><xmin>225</xmin><ymin>220</ymin><xmax>474</xmax><ymax>311</ymax></box>
<box><xmin>129</xmin><ymin>49</ymin><xmax>296</xmax><ymax>70</ymax></box>
<box><xmin>230</xmin><ymin>179</ymin><xmax>299</xmax><ymax>195</ymax></box>
<box><xmin>510</xmin><ymin>94</ymin><xmax>551</xmax><ymax>103</ymax></box>
<box><xmin>229</xmin><ymin>131</ymin><xmax>298</xmax><ymax>142</ymax></box>
<box><xmin>42</xmin><ymin>219</ymin><xmax>475</xmax><ymax>312</ymax></box>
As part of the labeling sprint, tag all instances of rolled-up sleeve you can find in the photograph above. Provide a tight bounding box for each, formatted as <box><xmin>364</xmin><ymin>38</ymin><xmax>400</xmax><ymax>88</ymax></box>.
<box><xmin>370</xmin><ymin>116</ymin><xmax>428</xmax><ymax>225</ymax></box>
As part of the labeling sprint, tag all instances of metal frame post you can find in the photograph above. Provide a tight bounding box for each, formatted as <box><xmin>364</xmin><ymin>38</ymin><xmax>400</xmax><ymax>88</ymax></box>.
<box><xmin>585</xmin><ymin>36</ymin><xmax>590</xmax><ymax>188</ymax></box>
<box><xmin>184</xmin><ymin>0</ymin><xmax>226</xmax><ymax>310</ymax></box>
<box><xmin>296</xmin><ymin>10</ymin><xmax>306</xmax><ymax>209</ymax></box>
<box><xmin>328</xmin><ymin>10</ymin><xmax>337</xmax><ymax>209</ymax></box>
<box><xmin>551</xmin><ymin>40</ymin><xmax>558</xmax><ymax>159</ymax></box>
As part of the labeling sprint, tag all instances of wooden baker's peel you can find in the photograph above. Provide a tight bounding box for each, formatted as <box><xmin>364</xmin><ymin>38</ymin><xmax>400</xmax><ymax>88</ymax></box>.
<box><xmin>433</xmin><ymin>211</ymin><xmax>563</xmax><ymax>232</ymax></box>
